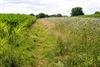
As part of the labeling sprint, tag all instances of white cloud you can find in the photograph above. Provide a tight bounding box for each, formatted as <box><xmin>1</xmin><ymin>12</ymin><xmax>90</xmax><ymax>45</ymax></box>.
<box><xmin>0</xmin><ymin>0</ymin><xmax>99</xmax><ymax>15</ymax></box>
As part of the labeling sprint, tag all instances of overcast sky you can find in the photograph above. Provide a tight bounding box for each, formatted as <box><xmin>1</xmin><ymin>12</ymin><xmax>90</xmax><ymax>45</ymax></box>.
<box><xmin>0</xmin><ymin>0</ymin><xmax>99</xmax><ymax>15</ymax></box>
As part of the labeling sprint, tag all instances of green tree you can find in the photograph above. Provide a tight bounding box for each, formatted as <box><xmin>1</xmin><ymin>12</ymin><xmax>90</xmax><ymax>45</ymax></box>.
<box><xmin>36</xmin><ymin>13</ymin><xmax>48</xmax><ymax>18</ymax></box>
<box><xmin>71</xmin><ymin>7</ymin><xmax>84</xmax><ymax>16</ymax></box>
<box><xmin>50</xmin><ymin>14</ymin><xmax>63</xmax><ymax>17</ymax></box>
<box><xmin>57</xmin><ymin>14</ymin><xmax>62</xmax><ymax>17</ymax></box>
<box><xmin>95</xmin><ymin>11</ymin><xmax>100</xmax><ymax>14</ymax></box>
<box><xmin>30</xmin><ymin>13</ymin><xmax>35</xmax><ymax>16</ymax></box>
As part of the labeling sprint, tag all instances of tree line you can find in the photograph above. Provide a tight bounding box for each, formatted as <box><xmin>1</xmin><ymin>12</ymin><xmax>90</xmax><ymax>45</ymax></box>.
<box><xmin>30</xmin><ymin>13</ymin><xmax>63</xmax><ymax>18</ymax></box>
<box><xmin>30</xmin><ymin>7</ymin><xmax>100</xmax><ymax>18</ymax></box>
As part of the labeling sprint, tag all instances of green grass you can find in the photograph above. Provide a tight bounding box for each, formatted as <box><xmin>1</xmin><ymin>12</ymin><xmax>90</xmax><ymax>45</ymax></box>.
<box><xmin>80</xmin><ymin>14</ymin><xmax>100</xmax><ymax>18</ymax></box>
<box><xmin>0</xmin><ymin>14</ymin><xmax>100</xmax><ymax>67</ymax></box>
<box><xmin>37</xmin><ymin>17</ymin><xmax>100</xmax><ymax>67</ymax></box>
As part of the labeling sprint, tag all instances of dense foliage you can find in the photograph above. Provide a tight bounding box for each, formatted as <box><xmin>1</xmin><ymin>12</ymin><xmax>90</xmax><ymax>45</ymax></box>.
<box><xmin>0</xmin><ymin>14</ymin><xmax>36</xmax><ymax>67</ymax></box>
<box><xmin>50</xmin><ymin>14</ymin><xmax>63</xmax><ymax>17</ymax></box>
<box><xmin>95</xmin><ymin>11</ymin><xmax>100</xmax><ymax>14</ymax></box>
<box><xmin>71</xmin><ymin>7</ymin><xmax>84</xmax><ymax>16</ymax></box>
<box><xmin>36</xmin><ymin>13</ymin><xmax>63</xmax><ymax>18</ymax></box>
<box><xmin>36</xmin><ymin>13</ymin><xmax>49</xmax><ymax>18</ymax></box>
<box><xmin>0</xmin><ymin>14</ymin><xmax>100</xmax><ymax>67</ymax></box>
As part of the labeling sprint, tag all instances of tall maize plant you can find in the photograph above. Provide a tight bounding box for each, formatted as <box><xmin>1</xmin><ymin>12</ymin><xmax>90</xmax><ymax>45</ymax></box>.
<box><xmin>0</xmin><ymin>14</ymin><xmax>37</xmax><ymax>67</ymax></box>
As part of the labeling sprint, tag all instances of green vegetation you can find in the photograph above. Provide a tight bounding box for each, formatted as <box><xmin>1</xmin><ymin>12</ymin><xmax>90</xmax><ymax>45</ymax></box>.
<box><xmin>45</xmin><ymin>17</ymin><xmax>100</xmax><ymax>67</ymax></box>
<box><xmin>36</xmin><ymin>13</ymin><xmax>63</xmax><ymax>18</ymax></box>
<box><xmin>71</xmin><ymin>7</ymin><xmax>84</xmax><ymax>16</ymax></box>
<box><xmin>36</xmin><ymin>13</ymin><xmax>49</xmax><ymax>18</ymax></box>
<box><xmin>95</xmin><ymin>11</ymin><xmax>100</xmax><ymax>14</ymax></box>
<box><xmin>0</xmin><ymin>14</ymin><xmax>36</xmax><ymax>67</ymax></box>
<box><xmin>81</xmin><ymin>14</ymin><xmax>100</xmax><ymax>18</ymax></box>
<box><xmin>0</xmin><ymin>14</ymin><xmax>100</xmax><ymax>67</ymax></box>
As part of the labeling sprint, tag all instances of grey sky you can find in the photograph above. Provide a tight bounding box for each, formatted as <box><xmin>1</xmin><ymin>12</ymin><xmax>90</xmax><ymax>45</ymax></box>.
<box><xmin>0</xmin><ymin>0</ymin><xmax>99</xmax><ymax>15</ymax></box>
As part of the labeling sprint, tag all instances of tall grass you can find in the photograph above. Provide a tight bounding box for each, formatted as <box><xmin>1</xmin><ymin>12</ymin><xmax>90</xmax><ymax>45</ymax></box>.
<box><xmin>0</xmin><ymin>14</ymin><xmax>100</xmax><ymax>67</ymax></box>
<box><xmin>44</xmin><ymin>17</ymin><xmax>100</xmax><ymax>67</ymax></box>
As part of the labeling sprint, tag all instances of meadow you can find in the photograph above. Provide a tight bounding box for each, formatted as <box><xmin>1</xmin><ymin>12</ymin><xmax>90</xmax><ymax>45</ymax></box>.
<box><xmin>0</xmin><ymin>14</ymin><xmax>100</xmax><ymax>67</ymax></box>
<box><xmin>43</xmin><ymin>17</ymin><xmax>100</xmax><ymax>67</ymax></box>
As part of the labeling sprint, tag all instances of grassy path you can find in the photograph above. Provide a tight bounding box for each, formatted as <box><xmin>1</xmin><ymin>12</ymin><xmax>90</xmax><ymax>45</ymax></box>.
<box><xmin>31</xmin><ymin>18</ymin><xmax>57</xmax><ymax>67</ymax></box>
<box><xmin>31</xmin><ymin>17</ymin><xmax>100</xmax><ymax>67</ymax></box>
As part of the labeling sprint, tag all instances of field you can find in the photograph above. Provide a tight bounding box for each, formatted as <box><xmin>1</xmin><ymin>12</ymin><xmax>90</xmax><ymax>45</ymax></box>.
<box><xmin>81</xmin><ymin>14</ymin><xmax>100</xmax><ymax>18</ymax></box>
<box><xmin>0</xmin><ymin>14</ymin><xmax>37</xmax><ymax>67</ymax></box>
<box><xmin>33</xmin><ymin>17</ymin><xmax>100</xmax><ymax>67</ymax></box>
<box><xmin>0</xmin><ymin>14</ymin><xmax>100</xmax><ymax>67</ymax></box>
